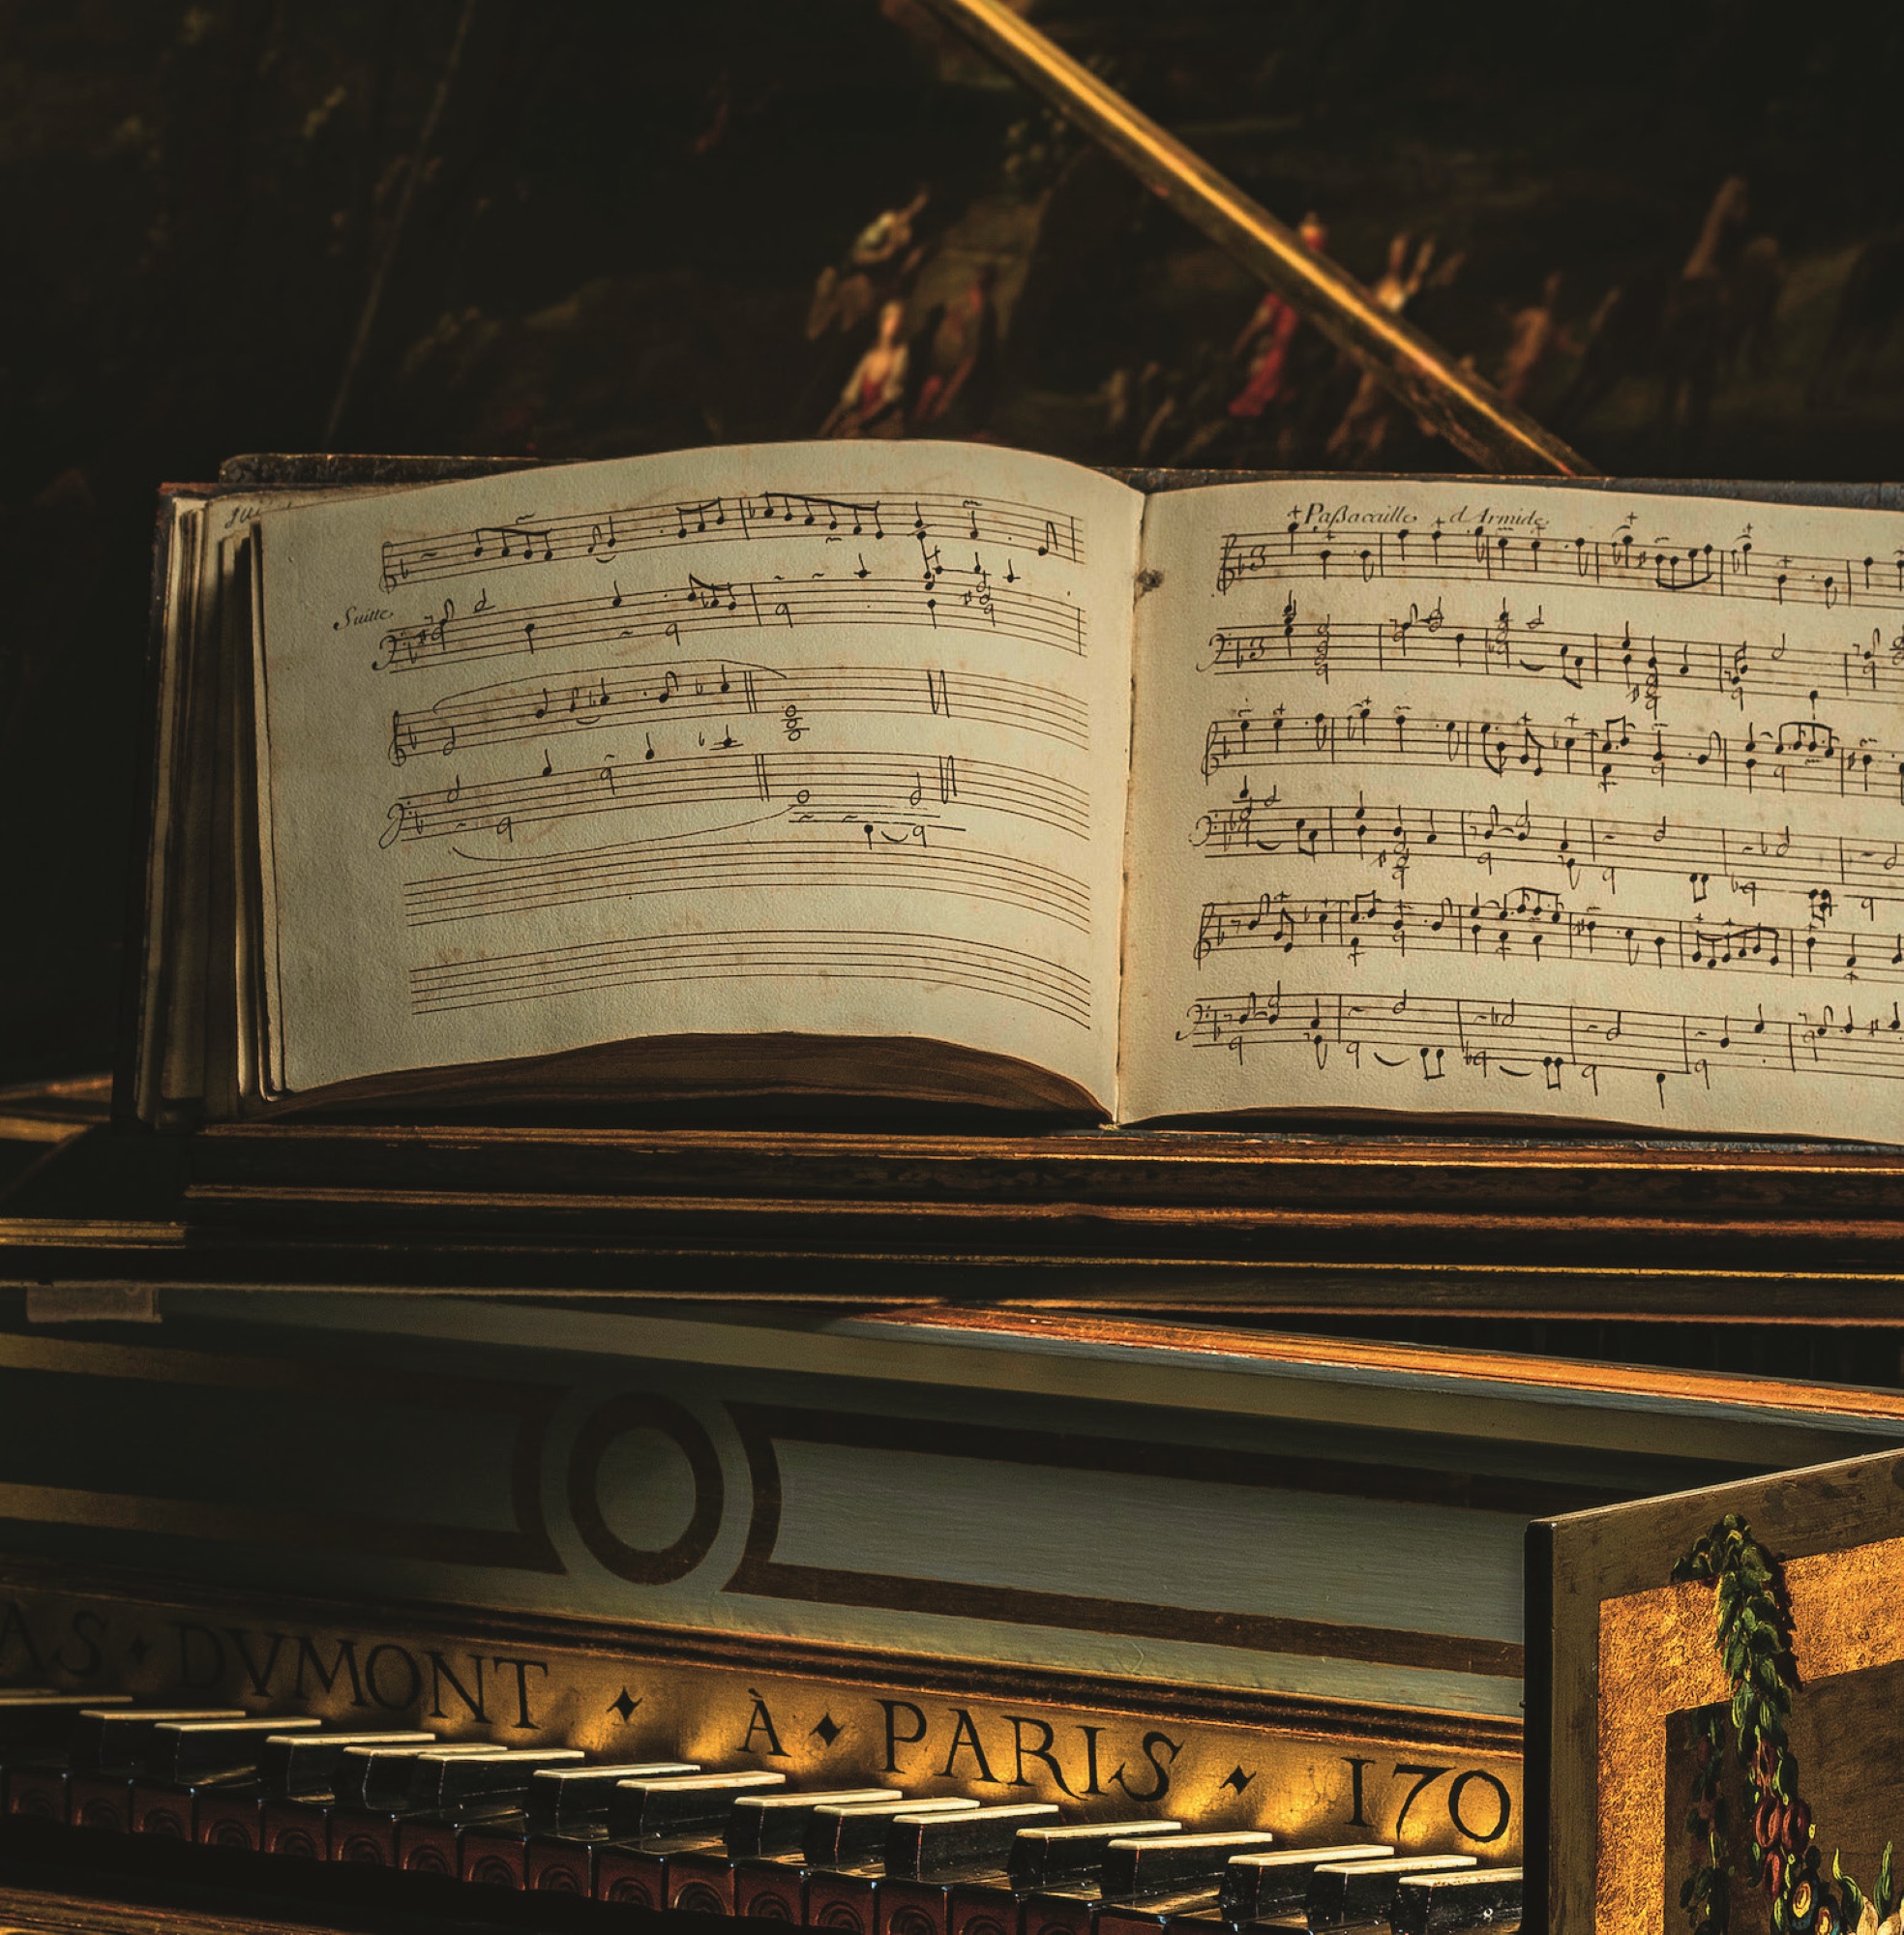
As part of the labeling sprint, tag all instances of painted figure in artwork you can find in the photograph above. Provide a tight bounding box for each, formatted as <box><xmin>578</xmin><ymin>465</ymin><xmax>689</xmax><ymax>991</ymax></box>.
<box><xmin>1325</xmin><ymin>231</ymin><xmax>1438</xmax><ymax>464</ymax></box>
<box><xmin>1496</xmin><ymin>271</ymin><xmax>1574</xmax><ymax>406</ymax></box>
<box><xmin>807</xmin><ymin>188</ymin><xmax>932</xmax><ymax>342</ymax></box>
<box><xmin>1227</xmin><ymin>212</ymin><xmax>1329</xmax><ymax>421</ymax></box>
<box><xmin>820</xmin><ymin>299</ymin><xmax>910</xmax><ymax>438</ymax></box>
<box><xmin>1675</xmin><ymin>1516</ymin><xmax>1903</xmax><ymax>1935</ymax></box>
<box><xmin>912</xmin><ymin>261</ymin><xmax>999</xmax><ymax>430</ymax></box>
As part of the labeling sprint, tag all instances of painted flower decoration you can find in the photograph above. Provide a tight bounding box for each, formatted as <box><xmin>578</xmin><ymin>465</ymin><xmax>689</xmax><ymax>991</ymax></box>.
<box><xmin>1674</xmin><ymin>1516</ymin><xmax>1901</xmax><ymax>1935</ymax></box>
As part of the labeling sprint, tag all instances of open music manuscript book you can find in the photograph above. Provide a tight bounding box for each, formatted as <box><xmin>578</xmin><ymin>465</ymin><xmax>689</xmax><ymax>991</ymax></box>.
<box><xmin>137</xmin><ymin>443</ymin><xmax>1904</xmax><ymax>1138</ymax></box>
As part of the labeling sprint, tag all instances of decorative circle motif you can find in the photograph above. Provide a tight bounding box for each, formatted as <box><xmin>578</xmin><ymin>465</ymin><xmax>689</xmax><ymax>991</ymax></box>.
<box><xmin>966</xmin><ymin>1917</ymin><xmax>1008</xmax><ymax>1935</ymax></box>
<box><xmin>207</xmin><ymin>1821</ymin><xmax>253</xmax><ymax>1850</ymax></box>
<box><xmin>607</xmin><ymin>1877</ymin><xmax>658</xmax><ymax>1907</ymax></box>
<box><xmin>338</xmin><ymin>1834</ymin><xmax>382</xmax><ymax>1864</ymax></box>
<box><xmin>11</xmin><ymin>1795</ymin><xmax>52</xmax><ymax>1820</ymax></box>
<box><xmin>746</xmin><ymin>1893</ymin><xmax>794</xmax><ymax>1920</ymax></box>
<box><xmin>469</xmin><ymin>1855</ymin><xmax>518</xmax><ymax>1887</ymax></box>
<box><xmin>275</xmin><ymin>1829</ymin><xmax>318</xmax><ymax>1859</ymax></box>
<box><xmin>405</xmin><ymin>1844</ymin><xmax>452</xmax><ymax>1875</ymax></box>
<box><xmin>889</xmin><ymin>1909</ymin><xmax>937</xmax><ymax>1935</ymax></box>
<box><xmin>566</xmin><ymin>1391</ymin><xmax>725</xmax><ymax>1585</ymax></box>
<box><xmin>143</xmin><ymin>1811</ymin><xmax>186</xmax><ymax>1839</ymax></box>
<box><xmin>675</xmin><ymin>1883</ymin><xmax>727</xmax><ymax>1914</ymax></box>
<box><xmin>78</xmin><ymin>1802</ymin><xmax>120</xmax><ymax>1831</ymax></box>
<box><xmin>535</xmin><ymin>1863</ymin><xmax>580</xmax><ymax>1893</ymax></box>
<box><xmin>818</xmin><ymin>1905</ymin><xmax>867</xmax><ymax>1930</ymax></box>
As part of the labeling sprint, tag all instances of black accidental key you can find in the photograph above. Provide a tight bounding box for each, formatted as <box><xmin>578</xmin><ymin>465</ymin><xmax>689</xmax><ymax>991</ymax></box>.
<box><xmin>1308</xmin><ymin>1856</ymin><xmax>1478</xmax><ymax>1927</ymax></box>
<box><xmin>259</xmin><ymin>1732</ymin><xmax>436</xmax><ymax>1801</ymax></box>
<box><xmin>805</xmin><ymin>1796</ymin><xmax>978</xmax><ymax>1868</ymax></box>
<box><xmin>1219</xmin><ymin>1845</ymin><xmax>1395</xmax><ymax>1922</ymax></box>
<box><xmin>726</xmin><ymin>1787</ymin><xmax>898</xmax><ymax>1859</ymax></box>
<box><xmin>608</xmin><ymin>1771</ymin><xmax>787</xmax><ymax>1844</ymax></box>
<box><xmin>1105</xmin><ymin>1830</ymin><xmax>1280</xmax><ymax>1900</ymax></box>
<box><xmin>886</xmin><ymin>1803</ymin><xmax>1063</xmax><ymax>1881</ymax></box>
<box><xmin>406</xmin><ymin>1747</ymin><xmax>583</xmax><ymax>1813</ymax></box>
<box><xmin>70</xmin><ymin>1708</ymin><xmax>246</xmax><ymax>1775</ymax></box>
<box><xmin>333</xmin><ymin>1741</ymin><xmax>493</xmax><ymax>1810</ymax></box>
<box><xmin>1389</xmin><ymin>1866</ymin><xmax>1522</xmax><ymax>1934</ymax></box>
<box><xmin>528</xmin><ymin>1762</ymin><xmax>699</xmax><ymax>1834</ymax></box>
<box><xmin>1009</xmin><ymin>1821</ymin><xmax>1185</xmax><ymax>1890</ymax></box>
<box><xmin>145</xmin><ymin>1716</ymin><xmax>323</xmax><ymax>1787</ymax></box>
<box><xmin>0</xmin><ymin>1692</ymin><xmax>133</xmax><ymax>1760</ymax></box>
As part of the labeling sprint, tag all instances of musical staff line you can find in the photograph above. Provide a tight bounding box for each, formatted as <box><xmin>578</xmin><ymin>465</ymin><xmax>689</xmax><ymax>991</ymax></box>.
<box><xmin>1205</xmin><ymin>598</ymin><xmax>1904</xmax><ymax>711</ymax></box>
<box><xmin>1178</xmin><ymin>984</ymin><xmax>1904</xmax><ymax>1094</ymax></box>
<box><xmin>1194</xmin><ymin>797</ymin><xmax>1904</xmax><ymax>911</ymax></box>
<box><xmin>408</xmin><ymin>928</ymin><xmax>1092</xmax><ymax>1027</ymax></box>
<box><xmin>1194</xmin><ymin>888</ymin><xmax>1904</xmax><ymax>988</ymax></box>
<box><xmin>404</xmin><ymin>828</ymin><xmax>1091</xmax><ymax>933</ymax></box>
<box><xmin>388</xmin><ymin>659</ymin><xmax>1087</xmax><ymax>764</ymax></box>
<box><xmin>1216</xmin><ymin>522</ymin><xmax>1904</xmax><ymax>613</ymax></box>
<box><xmin>379</xmin><ymin>491</ymin><xmax>1085</xmax><ymax>588</ymax></box>
<box><xmin>1201</xmin><ymin>705</ymin><xmax>1904</xmax><ymax>803</ymax></box>
<box><xmin>382</xmin><ymin>746</ymin><xmax>1090</xmax><ymax>847</ymax></box>
<box><xmin>372</xmin><ymin>573</ymin><xmax>1087</xmax><ymax>674</ymax></box>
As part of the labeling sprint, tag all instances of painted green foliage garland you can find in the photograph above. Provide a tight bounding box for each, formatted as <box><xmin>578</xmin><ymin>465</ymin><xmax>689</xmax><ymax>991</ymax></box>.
<box><xmin>1675</xmin><ymin>1514</ymin><xmax>1899</xmax><ymax>1935</ymax></box>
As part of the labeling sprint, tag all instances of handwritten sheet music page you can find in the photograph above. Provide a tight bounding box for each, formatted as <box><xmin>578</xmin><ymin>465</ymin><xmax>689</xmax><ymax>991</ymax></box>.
<box><xmin>1120</xmin><ymin>479</ymin><xmax>1904</xmax><ymax>1139</ymax></box>
<box><xmin>252</xmin><ymin>443</ymin><xmax>1141</xmax><ymax>1110</ymax></box>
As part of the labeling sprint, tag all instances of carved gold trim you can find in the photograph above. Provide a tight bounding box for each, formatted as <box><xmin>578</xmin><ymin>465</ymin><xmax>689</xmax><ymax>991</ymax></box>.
<box><xmin>0</xmin><ymin>1550</ymin><xmax>1522</xmax><ymax>1755</ymax></box>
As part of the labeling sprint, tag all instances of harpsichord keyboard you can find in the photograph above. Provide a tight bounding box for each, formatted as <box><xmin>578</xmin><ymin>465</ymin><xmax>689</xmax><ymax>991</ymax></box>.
<box><xmin>0</xmin><ymin>1689</ymin><xmax>1522</xmax><ymax>1932</ymax></box>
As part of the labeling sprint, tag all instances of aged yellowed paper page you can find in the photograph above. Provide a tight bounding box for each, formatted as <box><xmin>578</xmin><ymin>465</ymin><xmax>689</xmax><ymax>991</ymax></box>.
<box><xmin>253</xmin><ymin>442</ymin><xmax>1142</xmax><ymax>1105</ymax></box>
<box><xmin>1121</xmin><ymin>478</ymin><xmax>1904</xmax><ymax>1139</ymax></box>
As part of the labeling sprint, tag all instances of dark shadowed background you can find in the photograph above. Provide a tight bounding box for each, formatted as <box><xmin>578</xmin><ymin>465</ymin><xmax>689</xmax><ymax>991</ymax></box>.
<box><xmin>4</xmin><ymin>0</ymin><xmax>1902</xmax><ymax>1085</ymax></box>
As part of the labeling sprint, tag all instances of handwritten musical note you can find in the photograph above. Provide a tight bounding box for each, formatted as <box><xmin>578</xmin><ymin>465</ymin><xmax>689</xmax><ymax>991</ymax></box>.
<box><xmin>1176</xmin><ymin>984</ymin><xmax>1904</xmax><ymax>1103</ymax></box>
<box><xmin>761</xmin><ymin>491</ymin><xmax>886</xmax><ymax>540</ymax></box>
<box><xmin>1192</xmin><ymin>888</ymin><xmax>1904</xmax><ymax>989</ymax></box>
<box><xmin>1205</xmin><ymin>601</ymin><xmax>1904</xmax><ymax>713</ymax></box>
<box><xmin>379</xmin><ymin>489</ymin><xmax>1086</xmax><ymax>589</ymax></box>
<box><xmin>1214</xmin><ymin>521</ymin><xmax>1904</xmax><ymax>614</ymax></box>
<box><xmin>1198</xmin><ymin>705</ymin><xmax>1904</xmax><ymax>802</ymax></box>
<box><xmin>372</xmin><ymin>572</ymin><xmax>1089</xmax><ymax>674</ymax></box>
<box><xmin>383</xmin><ymin>661</ymin><xmax>1086</xmax><ymax>763</ymax></box>
<box><xmin>1192</xmin><ymin>795</ymin><xmax>1904</xmax><ymax>911</ymax></box>
<box><xmin>385</xmin><ymin>745</ymin><xmax>1091</xmax><ymax>845</ymax></box>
